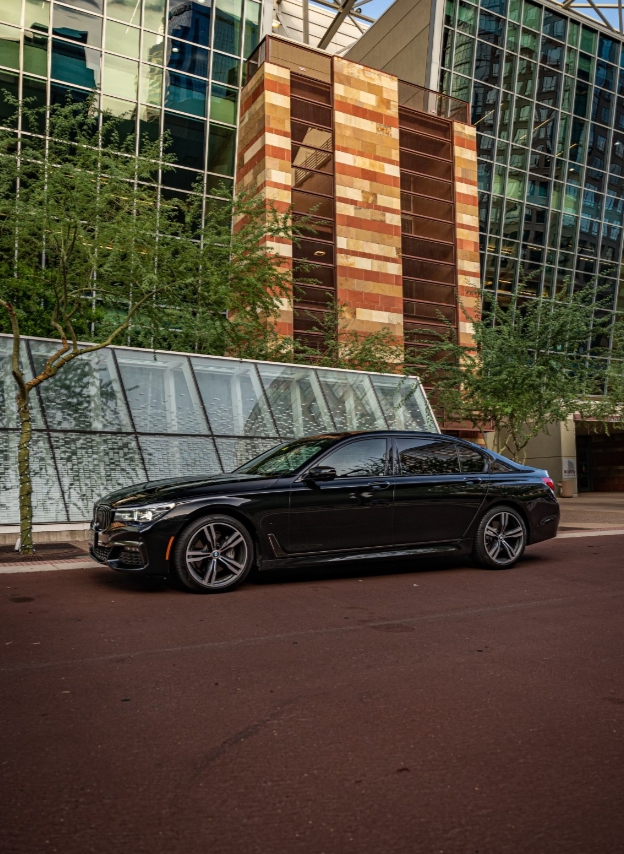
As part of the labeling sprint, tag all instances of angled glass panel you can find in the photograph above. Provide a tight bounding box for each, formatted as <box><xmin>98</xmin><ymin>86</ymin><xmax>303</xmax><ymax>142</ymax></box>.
<box><xmin>51</xmin><ymin>39</ymin><xmax>101</xmax><ymax>88</ymax></box>
<box><xmin>116</xmin><ymin>350</ymin><xmax>208</xmax><ymax>434</ymax></box>
<box><xmin>0</xmin><ymin>23</ymin><xmax>20</xmax><ymax>70</ymax></box>
<box><xmin>256</xmin><ymin>363</ymin><xmax>334</xmax><ymax>437</ymax></box>
<box><xmin>167</xmin><ymin>0</ymin><xmax>211</xmax><ymax>43</ymax></box>
<box><xmin>139</xmin><ymin>436</ymin><xmax>222</xmax><ymax>480</ymax></box>
<box><xmin>29</xmin><ymin>341</ymin><xmax>132</xmax><ymax>431</ymax></box>
<box><xmin>105</xmin><ymin>20</ymin><xmax>140</xmax><ymax>59</ymax></box>
<box><xmin>316</xmin><ymin>370</ymin><xmax>387</xmax><ymax>432</ymax></box>
<box><xmin>214</xmin><ymin>0</ymin><xmax>241</xmax><ymax>55</ymax></box>
<box><xmin>107</xmin><ymin>0</ymin><xmax>143</xmax><ymax>25</ymax></box>
<box><xmin>0</xmin><ymin>1</ymin><xmax>22</xmax><ymax>26</ymax></box>
<box><xmin>52</xmin><ymin>5</ymin><xmax>102</xmax><ymax>47</ymax></box>
<box><xmin>103</xmin><ymin>53</ymin><xmax>138</xmax><ymax>99</ymax></box>
<box><xmin>190</xmin><ymin>357</ymin><xmax>275</xmax><ymax>436</ymax></box>
<box><xmin>23</xmin><ymin>31</ymin><xmax>48</xmax><ymax>76</ymax></box>
<box><xmin>0</xmin><ymin>337</ymin><xmax>44</xmax><ymax>429</ymax></box>
<box><xmin>370</xmin><ymin>375</ymin><xmax>438</xmax><ymax>432</ymax></box>
<box><xmin>142</xmin><ymin>30</ymin><xmax>164</xmax><ymax>65</ymax></box>
<box><xmin>144</xmin><ymin>0</ymin><xmax>166</xmax><ymax>32</ymax></box>
<box><xmin>216</xmin><ymin>437</ymin><xmax>280</xmax><ymax>472</ymax></box>
<box><xmin>51</xmin><ymin>433</ymin><xmax>145</xmax><ymax>519</ymax></box>
<box><xmin>0</xmin><ymin>431</ymin><xmax>66</xmax><ymax>523</ymax></box>
<box><xmin>212</xmin><ymin>51</ymin><xmax>238</xmax><ymax>85</ymax></box>
<box><xmin>243</xmin><ymin>0</ymin><xmax>260</xmax><ymax>58</ymax></box>
<box><xmin>167</xmin><ymin>38</ymin><xmax>208</xmax><ymax>77</ymax></box>
<box><xmin>165</xmin><ymin>71</ymin><xmax>206</xmax><ymax>117</ymax></box>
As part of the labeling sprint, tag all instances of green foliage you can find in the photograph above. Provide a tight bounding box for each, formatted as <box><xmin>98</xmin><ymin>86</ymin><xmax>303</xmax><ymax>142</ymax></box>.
<box><xmin>414</xmin><ymin>281</ymin><xmax>614</xmax><ymax>461</ymax></box>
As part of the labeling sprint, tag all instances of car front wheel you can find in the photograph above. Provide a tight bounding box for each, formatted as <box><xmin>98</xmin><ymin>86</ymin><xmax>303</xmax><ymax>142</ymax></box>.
<box><xmin>472</xmin><ymin>505</ymin><xmax>527</xmax><ymax>569</ymax></box>
<box><xmin>173</xmin><ymin>514</ymin><xmax>254</xmax><ymax>593</ymax></box>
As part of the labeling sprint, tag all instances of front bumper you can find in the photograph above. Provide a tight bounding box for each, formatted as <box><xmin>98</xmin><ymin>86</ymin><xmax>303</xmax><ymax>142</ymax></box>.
<box><xmin>89</xmin><ymin>521</ymin><xmax>175</xmax><ymax>577</ymax></box>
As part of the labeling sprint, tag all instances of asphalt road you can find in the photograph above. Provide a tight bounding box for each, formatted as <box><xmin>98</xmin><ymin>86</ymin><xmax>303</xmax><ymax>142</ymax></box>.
<box><xmin>1</xmin><ymin>536</ymin><xmax>623</xmax><ymax>854</ymax></box>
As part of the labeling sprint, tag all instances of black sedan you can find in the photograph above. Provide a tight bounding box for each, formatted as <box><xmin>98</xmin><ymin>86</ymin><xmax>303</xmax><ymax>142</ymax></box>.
<box><xmin>89</xmin><ymin>431</ymin><xmax>560</xmax><ymax>593</ymax></box>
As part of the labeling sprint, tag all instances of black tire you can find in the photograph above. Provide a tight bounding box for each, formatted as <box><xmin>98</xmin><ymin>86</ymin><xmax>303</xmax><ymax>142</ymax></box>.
<box><xmin>173</xmin><ymin>514</ymin><xmax>254</xmax><ymax>593</ymax></box>
<box><xmin>472</xmin><ymin>504</ymin><xmax>527</xmax><ymax>570</ymax></box>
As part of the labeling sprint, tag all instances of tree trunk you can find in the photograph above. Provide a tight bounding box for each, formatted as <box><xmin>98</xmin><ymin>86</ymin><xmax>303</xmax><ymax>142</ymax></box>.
<box><xmin>16</xmin><ymin>388</ymin><xmax>34</xmax><ymax>554</ymax></box>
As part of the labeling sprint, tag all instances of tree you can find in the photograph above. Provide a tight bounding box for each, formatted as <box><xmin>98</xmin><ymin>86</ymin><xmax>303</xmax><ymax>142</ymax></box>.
<box><xmin>413</xmin><ymin>280</ymin><xmax>614</xmax><ymax>461</ymax></box>
<box><xmin>0</xmin><ymin>96</ymin><xmax>299</xmax><ymax>552</ymax></box>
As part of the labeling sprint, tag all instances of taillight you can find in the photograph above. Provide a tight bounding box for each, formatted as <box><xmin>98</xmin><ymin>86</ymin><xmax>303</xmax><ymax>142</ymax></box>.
<box><xmin>542</xmin><ymin>476</ymin><xmax>555</xmax><ymax>492</ymax></box>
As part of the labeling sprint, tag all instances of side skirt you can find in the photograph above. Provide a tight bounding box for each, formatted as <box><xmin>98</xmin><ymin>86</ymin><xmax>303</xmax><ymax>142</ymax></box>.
<box><xmin>260</xmin><ymin>540</ymin><xmax>470</xmax><ymax>572</ymax></box>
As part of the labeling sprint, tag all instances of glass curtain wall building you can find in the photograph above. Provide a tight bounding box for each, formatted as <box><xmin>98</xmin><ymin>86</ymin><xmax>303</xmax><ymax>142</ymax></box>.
<box><xmin>0</xmin><ymin>0</ymin><xmax>265</xmax><ymax>206</ymax></box>
<box><xmin>439</xmin><ymin>0</ymin><xmax>624</xmax><ymax>331</ymax></box>
<box><xmin>0</xmin><ymin>334</ymin><xmax>437</xmax><ymax>524</ymax></box>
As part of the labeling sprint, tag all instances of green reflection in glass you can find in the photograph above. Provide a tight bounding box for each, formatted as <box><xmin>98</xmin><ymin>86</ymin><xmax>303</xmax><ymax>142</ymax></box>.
<box><xmin>520</xmin><ymin>28</ymin><xmax>537</xmax><ymax>61</ymax></box>
<box><xmin>522</xmin><ymin>1</ymin><xmax>541</xmax><ymax>31</ymax></box>
<box><xmin>106</xmin><ymin>20</ymin><xmax>140</xmax><ymax>59</ymax></box>
<box><xmin>457</xmin><ymin>0</ymin><xmax>476</xmax><ymax>35</ymax></box>
<box><xmin>509</xmin><ymin>145</ymin><xmax>527</xmax><ymax>169</ymax></box>
<box><xmin>507</xmin><ymin>170</ymin><xmax>524</xmax><ymax>199</ymax></box>
<box><xmin>565</xmin><ymin>184</ymin><xmax>580</xmax><ymax>214</ymax></box>
<box><xmin>0</xmin><ymin>23</ymin><xmax>19</xmax><ymax>69</ymax></box>
<box><xmin>103</xmin><ymin>53</ymin><xmax>138</xmax><ymax>99</ymax></box>
<box><xmin>493</xmin><ymin>164</ymin><xmax>506</xmax><ymax>194</ymax></box>
<box><xmin>452</xmin><ymin>72</ymin><xmax>470</xmax><ymax>101</ymax></box>
<box><xmin>454</xmin><ymin>33</ymin><xmax>473</xmax><ymax>76</ymax></box>
<box><xmin>107</xmin><ymin>0</ymin><xmax>142</xmax><ymax>25</ymax></box>
<box><xmin>506</xmin><ymin>21</ymin><xmax>518</xmax><ymax>51</ymax></box>
<box><xmin>243</xmin><ymin>0</ymin><xmax>260</xmax><ymax>58</ymax></box>
<box><xmin>214</xmin><ymin>0</ymin><xmax>241</xmax><ymax>56</ymax></box>
<box><xmin>508</xmin><ymin>0</ymin><xmax>520</xmax><ymax>23</ymax></box>
<box><xmin>210</xmin><ymin>83</ymin><xmax>237</xmax><ymax>124</ymax></box>
<box><xmin>551</xmin><ymin>182</ymin><xmax>563</xmax><ymax>210</ymax></box>
<box><xmin>24</xmin><ymin>31</ymin><xmax>47</xmax><ymax>76</ymax></box>
<box><xmin>208</xmin><ymin>123</ymin><xmax>236</xmax><ymax>175</ymax></box>
<box><xmin>0</xmin><ymin>0</ymin><xmax>21</xmax><ymax>26</ymax></box>
<box><xmin>144</xmin><ymin>0</ymin><xmax>165</xmax><ymax>32</ymax></box>
<box><xmin>25</xmin><ymin>0</ymin><xmax>50</xmax><ymax>31</ymax></box>
<box><xmin>142</xmin><ymin>29</ymin><xmax>163</xmax><ymax>65</ymax></box>
<box><xmin>580</xmin><ymin>25</ymin><xmax>597</xmax><ymax>55</ymax></box>
<box><xmin>140</xmin><ymin>62</ymin><xmax>162</xmax><ymax>105</ymax></box>
<box><xmin>212</xmin><ymin>52</ymin><xmax>238</xmax><ymax>85</ymax></box>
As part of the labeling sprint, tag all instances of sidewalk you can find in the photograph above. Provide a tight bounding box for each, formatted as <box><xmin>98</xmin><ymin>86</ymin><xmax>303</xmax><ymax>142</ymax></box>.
<box><xmin>558</xmin><ymin>492</ymin><xmax>624</xmax><ymax>534</ymax></box>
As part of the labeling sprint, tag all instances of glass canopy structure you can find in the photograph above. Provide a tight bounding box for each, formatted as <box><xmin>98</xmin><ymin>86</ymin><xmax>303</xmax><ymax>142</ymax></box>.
<box><xmin>0</xmin><ymin>336</ymin><xmax>437</xmax><ymax>524</ymax></box>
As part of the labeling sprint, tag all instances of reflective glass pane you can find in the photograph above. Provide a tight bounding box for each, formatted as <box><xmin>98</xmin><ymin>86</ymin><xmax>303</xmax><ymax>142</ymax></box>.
<box><xmin>216</xmin><ymin>437</ymin><xmax>280</xmax><ymax>471</ymax></box>
<box><xmin>167</xmin><ymin>0</ymin><xmax>211</xmax><ymax>44</ymax></box>
<box><xmin>0</xmin><ymin>0</ymin><xmax>21</xmax><ymax>26</ymax></box>
<box><xmin>191</xmin><ymin>357</ymin><xmax>275</xmax><ymax>436</ymax></box>
<box><xmin>142</xmin><ymin>29</ymin><xmax>163</xmax><ymax>64</ymax></box>
<box><xmin>51</xmin><ymin>39</ymin><xmax>101</xmax><ymax>88</ymax></box>
<box><xmin>256</xmin><ymin>363</ymin><xmax>334</xmax><ymax>437</ymax></box>
<box><xmin>139</xmin><ymin>436</ymin><xmax>221</xmax><ymax>479</ymax></box>
<box><xmin>140</xmin><ymin>62</ymin><xmax>162</xmax><ymax>104</ymax></box>
<box><xmin>167</xmin><ymin>38</ymin><xmax>208</xmax><ymax>76</ymax></box>
<box><xmin>63</xmin><ymin>0</ymin><xmax>103</xmax><ymax>11</ymax></box>
<box><xmin>29</xmin><ymin>341</ymin><xmax>133</xmax><ymax>431</ymax></box>
<box><xmin>0</xmin><ymin>432</ymin><xmax>66</xmax><ymax>523</ymax></box>
<box><xmin>21</xmin><ymin>75</ymin><xmax>46</xmax><ymax>130</ymax></box>
<box><xmin>103</xmin><ymin>54</ymin><xmax>138</xmax><ymax>98</ymax></box>
<box><xmin>316</xmin><ymin>370</ymin><xmax>387</xmax><ymax>431</ymax></box>
<box><xmin>207</xmin><ymin>123</ymin><xmax>235</xmax><ymax>174</ymax></box>
<box><xmin>144</xmin><ymin>0</ymin><xmax>166</xmax><ymax>31</ymax></box>
<box><xmin>52</xmin><ymin>5</ymin><xmax>102</xmax><ymax>46</ymax></box>
<box><xmin>0</xmin><ymin>23</ymin><xmax>19</xmax><ymax>69</ymax></box>
<box><xmin>209</xmin><ymin>83</ymin><xmax>237</xmax><ymax>124</ymax></box>
<box><xmin>116</xmin><ymin>350</ymin><xmax>208</xmax><ymax>434</ymax></box>
<box><xmin>107</xmin><ymin>0</ymin><xmax>142</xmax><ymax>25</ymax></box>
<box><xmin>212</xmin><ymin>51</ymin><xmax>238</xmax><ymax>84</ymax></box>
<box><xmin>23</xmin><ymin>31</ymin><xmax>48</xmax><ymax>75</ymax></box>
<box><xmin>165</xmin><ymin>71</ymin><xmax>206</xmax><ymax>116</ymax></box>
<box><xmin>105</xmin><ymin>20</ymin><xmax>140</xmax><ymax>59</ymax></box>
<box><xmin>321</xmin><ymin>438</ymin><xmax>388</xmax><ymax>478</ymax></box>
<box><xmin>102</xmin><ymin>95</ymin><xmax>137</xmax><ymax>143</ymax></box>
<box><xmin>243</xmin><ymin>0</ymin><xmax>260</xmax><ymax>58</ymax></box>
<box><xmin>0</xmin><ymin>338</ymin><xmax>44</xmax><ymax>429</ymax></box>
<box><xmin>51</xmin><ymin>433</ymin><xmax>145</xmax><ymax>519</ymax></box>
<box><xmin>214</xmin><ymin>0</ymin><xmax>241</xmax><ymax>55</ymax></box>
<box><xmin>164</xmin><ymin>111</ymin><xmax>205</xmax><ymax>168</ymax></box>
<box><xmin>370</xmin><ymin>375</ymin><xmax>437</xmax><ymax>431</ymax></box>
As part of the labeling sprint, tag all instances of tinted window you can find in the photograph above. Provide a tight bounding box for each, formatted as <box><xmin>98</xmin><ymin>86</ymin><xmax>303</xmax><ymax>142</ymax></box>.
<box><xmin>321</xmin><ymin>438</ymin><xmax>387</xmax><ymax>478</ymax></box>
<box><xmin>236</xmin><ymin>437</ymin><xmax>336</xmax><ymax>476</ymax></box>
<box><xmin>458</xmin><ymin>445</ymin><xmax>488</xmax><ymax>473</ymax></box>
<box><xmin>397</xmin><ymin>438</ymin><xmax>460</xmax><ymax>475</ymax></box>
<box><xmin>490</xmin><ymin>458</ymin><xmax>514</xmax><ymax>473</ymax></box>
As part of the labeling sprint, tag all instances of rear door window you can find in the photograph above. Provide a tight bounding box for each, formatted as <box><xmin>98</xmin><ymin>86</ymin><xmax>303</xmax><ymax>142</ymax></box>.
<box><xmin>321</xmin><ymin>438</ymin><xmax>388</xmax><ymax>477</ymax></box>
<box><xmin>396</xmin><ymin>438</ymin><xmax>460</xmax><ymax>475</ymax></box>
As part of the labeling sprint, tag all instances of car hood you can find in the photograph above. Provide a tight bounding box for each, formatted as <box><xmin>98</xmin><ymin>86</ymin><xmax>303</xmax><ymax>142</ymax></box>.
<box><xmin>101</xmin><ymin>473</ymin><xmax>277</xmax><ymax>507</ymax></box>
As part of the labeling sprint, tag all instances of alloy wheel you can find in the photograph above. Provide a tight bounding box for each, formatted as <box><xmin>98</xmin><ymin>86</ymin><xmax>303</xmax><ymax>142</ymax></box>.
<box><xmin>483</xmin><ymin>511</ymin><xmax>525</xmax><ymax>565</ymax></box>
<box><xmin>185</xmin><ymin>521</ymin><xmax>249</xmax><ymax>589</ymax></box>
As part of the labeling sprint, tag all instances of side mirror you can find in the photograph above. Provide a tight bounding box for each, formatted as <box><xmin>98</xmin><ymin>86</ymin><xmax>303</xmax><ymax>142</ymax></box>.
<box><xmin>304</xmin><ymin>465</ymin><xmax>337</xmax><ymax>483</ymax></box>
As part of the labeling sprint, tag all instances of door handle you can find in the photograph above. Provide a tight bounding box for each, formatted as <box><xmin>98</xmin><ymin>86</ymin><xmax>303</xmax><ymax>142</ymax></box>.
<box><xmin>367</xmin><ymin>481</ymin><xmax>391</xmax><ymax>491</ymax></box>
<box><xmin>465</xmin><ymin>478</ymin><xmax>483</xmax><ymax>485</ymax></box>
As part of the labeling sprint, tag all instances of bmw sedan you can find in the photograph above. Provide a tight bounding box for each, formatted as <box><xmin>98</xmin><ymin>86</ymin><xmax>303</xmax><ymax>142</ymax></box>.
<box><xmin>89</xmin><ymin>431</ymin><xmax>560</xmax><ymax>593</ymax></box>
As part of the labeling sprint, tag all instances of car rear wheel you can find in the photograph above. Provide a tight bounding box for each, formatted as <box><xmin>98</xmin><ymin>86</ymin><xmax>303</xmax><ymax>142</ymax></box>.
<box><xmin>173</xmin><ymin>514</ymin><xmax>254</xmax><ymax>593</ymax></box>
<box><xmin>472</xmin><ymin>505</ymin><xmax>527</xmax><ymax>569</ymax></box>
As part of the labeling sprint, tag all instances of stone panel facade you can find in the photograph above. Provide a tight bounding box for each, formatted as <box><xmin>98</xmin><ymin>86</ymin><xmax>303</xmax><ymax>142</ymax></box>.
<box><xmin>452</xmin><ymin>122</ymin><xmax>480</xmax><ymax>348</ymax></box>
<box><xmin>236</xmin><ymin>61</ymin><xmax>294</xmax><ymax>337</ymax></box>
<box><xmin>332</xmin><ymin>58</ymin><xmax>404</xmax><ymax>341</ymax></box>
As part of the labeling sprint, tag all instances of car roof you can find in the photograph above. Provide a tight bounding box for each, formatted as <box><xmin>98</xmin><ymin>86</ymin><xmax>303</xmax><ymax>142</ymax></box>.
<box><xmin>308</xmin><ymin>430</ymin><xmax>484</xmax><ymax>447</ymax></box>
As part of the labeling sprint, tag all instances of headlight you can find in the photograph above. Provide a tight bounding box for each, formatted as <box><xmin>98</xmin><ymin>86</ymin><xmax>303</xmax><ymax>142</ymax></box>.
<box><xmin>115</xmin><ymin>502</ymin><xmax>175</xmax><ymax>523</ymax></box>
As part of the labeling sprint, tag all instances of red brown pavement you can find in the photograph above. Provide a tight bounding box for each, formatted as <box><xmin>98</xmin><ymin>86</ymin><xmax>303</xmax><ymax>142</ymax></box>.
<box><xmin>1</xmin><ymin>535</ymin><xmax>623</xmax><ymax>854</ymax></box>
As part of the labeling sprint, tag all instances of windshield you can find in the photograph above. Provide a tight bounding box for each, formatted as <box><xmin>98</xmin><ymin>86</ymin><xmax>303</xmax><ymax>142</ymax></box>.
<box><xmin>235</xmin><ymin>437</ymin><xmax>338</xmax><ymax>476</ymax></box>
